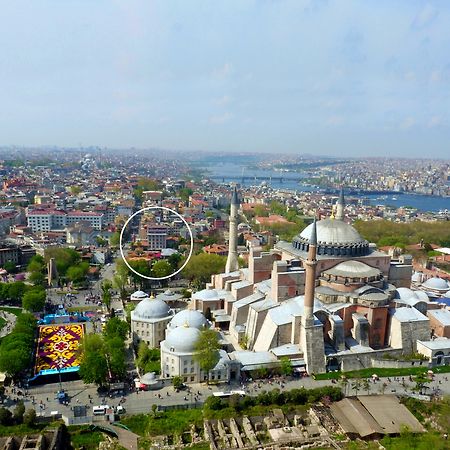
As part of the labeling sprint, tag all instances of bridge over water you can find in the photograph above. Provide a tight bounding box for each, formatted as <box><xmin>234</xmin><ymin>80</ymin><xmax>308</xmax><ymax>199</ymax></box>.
<box><xmin>208</xmin><ymin>175</ymin><xmax>304</xmax><ymax>183</ymax></box>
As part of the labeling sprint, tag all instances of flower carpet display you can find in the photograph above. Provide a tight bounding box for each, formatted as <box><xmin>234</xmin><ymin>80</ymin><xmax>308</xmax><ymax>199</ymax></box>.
<box><xmin>34</xmin><ymin>324</ymin><xmax>84</xmax><ymax>376</ymax></box>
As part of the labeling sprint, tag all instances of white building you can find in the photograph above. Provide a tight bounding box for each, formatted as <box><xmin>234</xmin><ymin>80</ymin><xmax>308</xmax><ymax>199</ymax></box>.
<box><xmin>131</xmin><ymin>294</ymin><xmax>173</xmax><ymax>348</ymax></box>
<box><xmin>160</xmin><ymin>323</ymin><xmax>231</xmax><ymax>384</ymax></box>
<box><xmin>26</xmin><ymin>209</ymin><xmax>103</xmax><ymax>232</ymax></box>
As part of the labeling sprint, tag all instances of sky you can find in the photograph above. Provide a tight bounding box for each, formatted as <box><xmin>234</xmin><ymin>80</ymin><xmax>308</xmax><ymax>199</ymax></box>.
<box><xmin>0</xmin><ymin>0</ymin><xmax>449</xmax><ymax>158</ymax></box>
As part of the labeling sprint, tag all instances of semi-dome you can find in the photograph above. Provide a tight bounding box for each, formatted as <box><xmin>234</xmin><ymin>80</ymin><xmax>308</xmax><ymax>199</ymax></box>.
<box><xmin>132</xmin><ymin>296</ymin><xmax>171</xmax><ymax>320</ymax></box>
<box><xmin>292</xmin><ymin>218</ymin><xmax>369</xmax><ymax>257</ymax></box>
<box><xmin>324</xmin><ymin>261</ymin><xmax>380</xmax><ymax>279</ymax></box>
<box><xmin>164</xmin><ymin>325</ymin><xmax>201</xmax><ymax>353</ymax></box>
<box><xmin>395</xmin><ymin>288</ymin><xmax>429</xmax><ymax>302</ymax></box>
<box><xmin>422</xmin><ymin>277</ymin><xmax>450</xmax><ymax>291</ymax></box>
<box><xmin>169</xmin><ymin>309</ymin><xmax>208</xmax><ymax>330</ymax></box>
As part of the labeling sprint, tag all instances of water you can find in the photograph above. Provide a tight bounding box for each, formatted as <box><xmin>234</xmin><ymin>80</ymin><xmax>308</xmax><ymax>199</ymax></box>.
<box><xmin>203</xmin><ymin>161</ymin><xmax>450</xmax><ymax>213</ymax></box>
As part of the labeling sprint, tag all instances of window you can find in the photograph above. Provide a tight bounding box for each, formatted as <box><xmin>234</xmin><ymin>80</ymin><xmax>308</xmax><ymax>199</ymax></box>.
<box><xmin>183</xmin><ymin>368</ymin><xmax>187</xmax><ymax>374</ymax></box>
<box><xmin>191</xmin><ymin>376</ymin><xmax>195</xmax><ymax>382</ymax></box>
<box><xmin>184</xmin><ymin>360</ymin><xmax>187</xmax><ymax>365</ymax></box>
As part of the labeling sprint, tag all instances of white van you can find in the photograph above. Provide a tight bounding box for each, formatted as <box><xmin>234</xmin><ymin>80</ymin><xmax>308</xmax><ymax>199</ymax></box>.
<box><xmin>92</xmin><ymin>405</ymin><xmax>110</xmax><ymax>415</ymax></box>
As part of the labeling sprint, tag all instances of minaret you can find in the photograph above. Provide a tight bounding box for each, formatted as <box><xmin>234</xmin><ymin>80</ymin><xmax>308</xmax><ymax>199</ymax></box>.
<box><xmin>303</xmin><ymin>217</ymin><xmax>318</xmax><ymax>323</ymax></box>
<box><xmin>225</xmin><ymin>185</ymin><xmax>239</xmax><ymax>273</ymax></box>
<box><xmin>300</xmin><ymin>217</ymin><xmax>326</xmax><ymax>374</ymax></box>
<box><xmin>335</xmin><ymin>186</ymin><xmax>345</xmax><ymax>221</ymax></box>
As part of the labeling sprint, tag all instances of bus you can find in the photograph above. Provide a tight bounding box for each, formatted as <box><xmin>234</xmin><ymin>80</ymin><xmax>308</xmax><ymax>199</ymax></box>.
<box><xmin>213</xmin><ymin>390</ymin><xmax>246</xmax><ymax>398</ymax></box>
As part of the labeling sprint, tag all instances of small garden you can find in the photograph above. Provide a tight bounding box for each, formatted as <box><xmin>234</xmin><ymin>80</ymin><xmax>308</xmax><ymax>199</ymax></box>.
<box><xmin>314</xmin><ymin>365</ymin><xmax>450</xmax><ymax>380</ymax></box>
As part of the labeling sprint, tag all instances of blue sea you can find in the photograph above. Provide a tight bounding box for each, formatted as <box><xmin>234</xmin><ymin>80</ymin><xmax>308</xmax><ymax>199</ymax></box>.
<box><xmin>203</xmin><ymin>161</ymin><xmax>450</xmax><ymax>213</ymax></box>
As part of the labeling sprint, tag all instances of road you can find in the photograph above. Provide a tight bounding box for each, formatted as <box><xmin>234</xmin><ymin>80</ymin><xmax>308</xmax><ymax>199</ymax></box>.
<box><xmin>4</xmin><ymin>371</ymin><xmax>449</xmax><ymax>419</ymax></box>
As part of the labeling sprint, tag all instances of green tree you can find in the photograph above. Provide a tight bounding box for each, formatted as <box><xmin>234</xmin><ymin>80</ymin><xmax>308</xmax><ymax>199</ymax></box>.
<box><xmin>104</xmin><ymin>336</ymin><xmax>127</xmax><ymax>379</ymax></box>
<box><xmin>3</xmin><ymin>261</ymin><xmax>17</xmax><ymax>273</ymax></box>
<box><xmin>110</xmin><ymin>232</ymin><xmax>121</xmax><ymax>248</ymax></box>
<box><xmin>101</xmin><ymin>280</ymin><xmax>113</xmax><ymax>311</ymax></box>
<box><xmin>66</xmin><ymin>262</ymin><xmax>89</xmax><ymax>284</ymax></box>
<box><xmin>168</xmin><ymin>253</ymin><xmax>182</xmax><ymax>271</ymax></box>
<box><xmin>193</xmin><ymin>329</ymin><xmax>220</xmax><ymax>380</ymax></box>
<box><xmin>0</xmin><ymin>347</ymin><xmax>31</xmax><ymax>377</ymax></box>
<box><xmin>182</xmin><ymin>253</ymin><xmax>226</xmax><ymax>287</ymax></box>
<box><xmin>78</xmin><ymin>334</ymin><xmax>109</xmax><ymax>386</ymax></box>
<box><xmin>27</xmin><ymin>255</ymin><xmax>45</xmax><ymax>273</ymax></box>
<box><xmin>70</xmin><ymin>185</ymin><xmax>82</xmax><ymax>195</ymax></box>
<box><xmin>152</xmin><ymin>260</ymin><xmax>173</xmax><ymax>279</ymax></box>
<box><xmin>178</xmin><ymin>187</ymin><xmax>193</xmax><ymax>204</ymax></box>
<box><xmin>22</xmin><ymin>288</ymin><xmax>46</xmax><ymax>312</ymax></box>
<box><xmin>13</xmin><ymin>401</ymin><xmax>25</xmax><ymax>424</ymax></box>
<box><xmin>104</xmin><ymin>317</ymin><xmax>129</xmax><ymax>340</ymax></box>
<box><xmin>172</xmin><ymin>376</ymin><xmax>183</xmax><ymax>390</ymax></box>
<box><xmin>23</xmin><ymin>408</ymin><xmax>37</xmax><ymax>426</ymax></box>
<box><xmin>280</xmin><ymin>357</ymin><xmax>293</xmax><ymax>375</ymax></box>
<box><xmin>113</xmin><ymin>259</ymin><xmax>129</xmax><ymax>300</ymax></box>
<box><xmin>45</xmin><ymin>248</ymin><xmax>80</xmax><ymax>276</ymax></box>
<box><xmin>0</xmin><ymin>407</ymin><xmax>12</xmax><ymax>425</ymax></box>
<box><xmin>6</xmin><ymin>282</ymin><xmax>27</xmax><ymax>303</ymax></box>
<box><xmin>28</xmin><ymin>271</ymin><xmax>46</xmax><ymax>286</ymax></box>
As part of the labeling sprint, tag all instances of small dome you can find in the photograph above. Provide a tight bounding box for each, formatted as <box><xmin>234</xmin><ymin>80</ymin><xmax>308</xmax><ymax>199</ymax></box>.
<box><xmin>132</xmin><ymin>296</ymin><xmax>170</xmax><ymax>320</ymax></box>
<box><xmin>445</xmin><ymin>290</ymin><xmax>450</xmax><ymax>298</ymax></box>
<box><xmin>131</xmin><ymin>290</ymin><xmax>149</xmax><ymax>300</ymax></box>
<box><xmin>193</xmin><ymin>289</ymin><xmax>220</xmax><ymax>301</ymax></box>
<box><xmin>395</xmin><ymin>287</ymin><xmax>415</xmax><ymax>300</ymax></box>
<box><xmin>423</xmin><ymin>277</ymin><xmax>450</xmax><ymax>291</ymax></box>
<box><xmin>169</xmin><ymin>310</ymin><xmax>208</xmax><ymax>330</ymax></box>
<box><xmin>164</xmin><ymin>326</ymin><xmax>201</xmax><ymax>353</ymax></box>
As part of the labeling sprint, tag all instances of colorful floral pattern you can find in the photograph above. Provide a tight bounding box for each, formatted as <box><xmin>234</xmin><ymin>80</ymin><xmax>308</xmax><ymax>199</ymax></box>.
<box><xmin>34</xmin><ymin>324</ymin><xmax>84</xmax><ymax>375</ymax></box>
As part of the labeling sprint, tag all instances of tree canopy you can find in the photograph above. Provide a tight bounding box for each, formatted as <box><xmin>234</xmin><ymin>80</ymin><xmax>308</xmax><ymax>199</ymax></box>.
<box><xmin>193</xmin><ymin>329</ymin><xmax>220</xmax><ymax>375</ymax></box>
<box><xmin>182</xmin><ymin>253</ymin><xmax>226</xmax><ymax>287</ymax></box>
<box><xmin>22</xmin><ymin>287</ymin><xmax>46</xmax><ymax>312</ymax></box>
<box><xmin>0</xmin><ymin>313</ymin><xmax>37</xmax><ymax>377</ymax></box>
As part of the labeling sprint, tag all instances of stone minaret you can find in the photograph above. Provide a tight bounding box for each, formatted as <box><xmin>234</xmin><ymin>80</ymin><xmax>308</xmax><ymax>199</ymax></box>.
<box><xmin>335</xmin><ymin>187</ymin><xmax>345</xmax><ymax>221</ymax></box>
<box><xmin>301</xmin><ymin>217</ymin><xmax>326</xmax><ymax>374</ymax></box>
<box><xmin>225</xmin><ymin>185</ymin><xmax>239</xmax><ymax>273</ymax></box>
<box><xmin>303</xmin><ymin>217</ymin><xmax>318</xmax><ymax>323</ymax></box>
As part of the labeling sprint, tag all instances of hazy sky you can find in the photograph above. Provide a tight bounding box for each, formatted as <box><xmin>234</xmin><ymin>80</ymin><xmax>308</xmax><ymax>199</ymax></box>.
<box><xmin>1</xmin><ymin>1</ymin><xmax>449</xmax><ymax>157</ymax></box>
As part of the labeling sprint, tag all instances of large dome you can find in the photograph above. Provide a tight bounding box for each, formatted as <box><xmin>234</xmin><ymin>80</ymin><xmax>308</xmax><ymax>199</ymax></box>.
<box><xmin>422</xmin><ymin>277</ymin><xmax>450</xmax><ymax>291</ymax></box>
<box><xmin>292</xmin><ymin>218</ymin><xmax>369</xmax><ymax>257</ymax></box>
<box><xmin>169</xmin><ymin>310</ymin><xmax>208</xmax><ymax>330</ymax></box>
<box><xmin>164</xmin><ymin>325</ymin><xmax>201</xmax><ymax>353</ymax></box>
<box><xmin>132</xmin><ymin>296</ymin><xmax>171</xmax><ymax>320</ymax></box>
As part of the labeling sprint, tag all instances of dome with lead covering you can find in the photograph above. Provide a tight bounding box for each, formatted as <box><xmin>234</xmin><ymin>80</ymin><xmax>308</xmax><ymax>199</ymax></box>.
<box><xmin>422</xmin><ymin>277</ymin><xmax>450</xmax><ymax>291</ymax></box>
<box><xmin>131</xmin><ymin>296</ymin><xmax>171</xmax><ymax>320</ymax></box>
<box><xmin>292</xmin><ymin>218</ymin><xmax>369</xmax><ymax>257</ymax></box>
<box><xmin>169</xmin><ymin>309</ymin><xmax>208</xmax><ymax>330</ymax></box>
<box><xmin>130</xmin><ymin>290</ymin><xmax>149</xmax><ymax>300</ymax></box>
<box><xmin>164</xmin><ymin>325</ymin><xmax>201</xmax><ymax>353</ymax></box>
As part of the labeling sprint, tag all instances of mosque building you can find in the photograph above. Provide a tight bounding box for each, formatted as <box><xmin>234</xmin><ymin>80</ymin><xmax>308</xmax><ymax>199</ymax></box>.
<box><xmin>130</xmin><ymin>293</ymin><xmax>173</xmax><ymax>347</ymax></box>
<box><xmin>189</xmin><ymin>187</ymin><xmax>448</xmax><ymax>375</ymax></box>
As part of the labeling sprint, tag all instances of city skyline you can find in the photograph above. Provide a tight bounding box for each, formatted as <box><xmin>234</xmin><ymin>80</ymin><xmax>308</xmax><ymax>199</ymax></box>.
<box><xmin>1</xmin><ymin>1</ymin><xmax>449</xmax><ymax>157</ymax></box>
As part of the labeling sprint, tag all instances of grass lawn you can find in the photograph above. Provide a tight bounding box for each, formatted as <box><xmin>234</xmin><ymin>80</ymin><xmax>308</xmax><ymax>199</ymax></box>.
<box><xmin>0</xmin><ymin>316</ymin><xmax>6</xmax><ymax>330</ymax></box>
<box><xmin>314</xmin><ymin>365</ymin><xmax>450</xmax><ymax>380</ymax></box>
<box><xmin>0</xmin><ymin>306</ymin><xmax>23</xmax><ymax>317</ymax></box>
<box><xmin>0</xmin><ymin>423</ymin><xmax>46</xmax><ymax>437</ymax></box>
<box><xmin>119</xmin><ymin>409</ymin><xmax>203</xmax><ymax>437</ymax></box>
<box><xmin>68</xmin><ymin>425</ymin><xmax>105</xmax><ymax>450</ymax></box>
